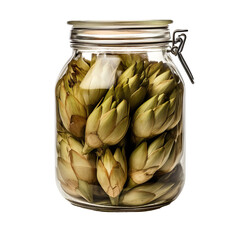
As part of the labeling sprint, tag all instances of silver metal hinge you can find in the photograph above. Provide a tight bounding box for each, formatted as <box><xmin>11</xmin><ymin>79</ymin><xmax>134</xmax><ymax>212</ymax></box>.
<box><xmin>169</xmin><ymin>29</ymin><xmax>194</xmax><ymax>84</ymax></box>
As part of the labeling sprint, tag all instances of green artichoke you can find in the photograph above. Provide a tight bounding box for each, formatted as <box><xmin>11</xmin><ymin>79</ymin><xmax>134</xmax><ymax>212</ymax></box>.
<box><xmin>145</xmin><ymin>61</ymin><xmax>163</xmax><ymax>78</ymax></box>
<box><xmin>163</xmin><ymin>82</ymin><xmax>183</xmax><ymax>131</ymax></box>
<box><xmin>84</xmin><ymin>96</ymin><xmax>130</xmax><ymax>151</ymax></box>
<box><xmin>152</xmin><ymin>164</ymin><xmax>184</xmax><ymax>202</ymax></box>
<box><xmin>97</xmin><ymin>148</ymin><xmax>127</xmax><ymax>204</ymax></box>
<box><xmin>128</xmin><ymin>132</ymin><xmax>175</xmax><ymax>187</ymax></box>
<box><xmin>105</xmin><ymin>75</ymin><xmax>149</xmax><ymax>111</ymax></box>
<box><xmin>120</xmin><ymin>164</ymin><xmax>184</xmax><ymax>206</ymax></box>
<box><xmin>74</xmin><ymin>56</ymin><xmax>91</xmax><ymax>80</ymax></box>
<box><xmin>148</xmin><ymin>67</ymin><xmax>178</xmax><ymax>97</ymax></box>
<box><xmin>57</xmin><ymin>133</ymin><xmax>96</xmax><ymax>202</ymax></box>
<box><xmin>57</xmin><ymin>57</ymin><xmax>89</xmax><ymax>138</ymax></box>
<box><xmin>132</xmin><ymin>83</ymin><xmax>183</xmax><ymax>140</ymax></box>
<box><xmin>155</xmin><ymin>181</ymin><xmax>182</xmax><ymax>203</ymax></box>
<box><xmin>171</xmin><ymin>83</ymin><xmax>184</xmax><ymax>128</ymax></box>
<box><xmin>132</xmin><ymin>94</ymin><xmax>173</xmax><ymax>139</ymax></box>
<box><xmin>117</xmin><ymin>63</ymin><xmax>137</xmax><ymax>86</ymax></box>
<box><xmin>59</xmin><ymin>56</ymin><xmax>90</xmax><ymax>83</ymax></box>
<box><xmin>159</xmin><ymin>133</ymin><xmax>183</xmax><ymax>174</ymax></box>
<box><xmin>120</xmin><ymin>182</ymin><xmax>174</xmax><ymax>206</ymax></box>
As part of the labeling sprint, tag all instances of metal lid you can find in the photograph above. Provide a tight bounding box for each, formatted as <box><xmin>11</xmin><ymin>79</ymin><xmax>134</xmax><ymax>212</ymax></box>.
<box><xmin>68</xmin><ymin>20</ymin><xmax>173</xmax><ymax>46</ymax></box>
<box><xmin>67</xmin><ymin>20</ymin><xmax>173</xmax><ymax>29</ymax></box>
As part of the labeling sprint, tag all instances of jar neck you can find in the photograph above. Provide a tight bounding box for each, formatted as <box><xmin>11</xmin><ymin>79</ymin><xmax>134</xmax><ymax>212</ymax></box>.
<box><xmin>71</xmin><ymin>43</ymin><xmax>171</xmax><ymax>53</ymax></box>
<box><xmin>69</xmin><ymin>27</ymin><xmax>171</xmax><ymax>50</ymax></box>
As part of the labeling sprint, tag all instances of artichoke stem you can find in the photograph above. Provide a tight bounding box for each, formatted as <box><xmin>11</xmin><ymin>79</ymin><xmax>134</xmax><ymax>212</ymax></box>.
<box><xmin>123</xmin><ymin>178</ymin><xmax>137</xmax><ymax>192</ymax></box>
<box><xmin>82</xmin><ymin>143</ymin><xmax>93</xmax><ymax>154</ymax></box>
<box><xmin>110</xmin><ymin>196</ymin><xmax>119</xmax><ymax>206</ymax></box>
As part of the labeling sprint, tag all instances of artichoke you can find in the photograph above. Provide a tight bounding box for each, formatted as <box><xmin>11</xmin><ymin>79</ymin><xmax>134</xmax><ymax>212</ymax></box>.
<box><xmin>155</xmin><ymin>181</ymin><xmax>182</xmax><ymax>203</ymax></box>
<box><xmin>57</xmin><ymin>133</ymin><xmax>96</xmax><ymax>202</ymax></box>
<box><xmin>128</xmin><ymin>131</ymin><xmax>175</xmax><ymax>187</ymax></box>
<box><xmin>117</xmin><ymin>63</ymin><xmax>137</xmax><ymax>85</ymax></box>
<box><xmin>97</xmin><ymin>148</ymin><xmax>127</xmax><ymax>204</ymax></box>
<box><xmin>148</xmin><ymin>67</ymin><xmax>178</xmax><ymax>97</ymax></box>
<box><xmin>120</xmin><ymin>164</ymin><xmax>184</xmax><ymax>206</ymax></box>
<box><xmin>105</xmin><ymin>75</ymin><xmax>149</xmax><ymax>111</ymax></box>
<box><xmin>132</xmin><ymin>83</ymin><xmax>183</xmax><ymax>140</ymax></box>
<box><xmin>132</xmin><ymin>94</ymin><xmax>172</xmax><ymax>139</ymax></box>
<box><xmin>159</xmin><ymin>133</ymin><xmax>183</xmax><ymax>174</ymax></box>
<box><xmin>120</xmin><ymin>182</ymin><xmax>175</xmax><ymax>206</ymax></box>
<box><xmin>152</xmin><ymin>164</ymin><xmax>184</xmax><ymax>202</ymax></box>
<box><xmin>145</xmin><ymin>61</ymin><xmax>163</xmax><ymax>78</ymax></box>
<box><xmin>84</xmin><ymin>96</ymin><xmax>130</xmax><ymax>151</ymax></box>
<box><xmin>60</xmin><ymin>56</ymin><xmax>90</xmax><ymax>83</ymax></box>
<box><xmin>74</xmin><ymin>56</ymin><xmax>91</xmax><ymax>81</ymax></box>
<box><xmin>79</xmin><ymin>55</ymin><xmax>121</xmax><ymax>110</ymax></box>
<box><xmin>103</xmin><ymin>56</ymin><xmax>150</xmax><ymax>110</ymax></box>
<box><xmin>162</xmin><ymin>82</ymin><xmax>183</xmax><ymax>131</ymax></box>
<box><xmin>57</xmin><ymin>57</ymin><xmax>89</xmax><ymax>138</ymax></box>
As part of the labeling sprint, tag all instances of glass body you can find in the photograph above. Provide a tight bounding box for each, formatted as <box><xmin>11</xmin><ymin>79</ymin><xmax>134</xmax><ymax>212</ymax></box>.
<box><xmin>55</xmin><ymin>31</ymin><xmax>185</xmax><ymax>211</ymax></box>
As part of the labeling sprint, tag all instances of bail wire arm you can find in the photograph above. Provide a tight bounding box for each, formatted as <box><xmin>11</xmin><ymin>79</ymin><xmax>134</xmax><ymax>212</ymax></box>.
<box><xmin>169</xmin><ymin>29</ymin><xmax>194</xmax><ymax>84</ymax></box>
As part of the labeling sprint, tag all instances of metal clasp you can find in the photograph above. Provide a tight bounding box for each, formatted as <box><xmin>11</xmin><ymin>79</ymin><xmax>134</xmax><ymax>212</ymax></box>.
<box><xmin>169</xmin><ymin>29</ymin><xmax>194</xmax><ymax>84</ymax></box>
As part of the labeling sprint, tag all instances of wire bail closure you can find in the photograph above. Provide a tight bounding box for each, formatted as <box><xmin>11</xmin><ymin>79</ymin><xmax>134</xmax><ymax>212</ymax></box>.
<box><xmin>169</xmin><ymin>29</ymin><xmax>194</xmax><ymax>84</ymax></box>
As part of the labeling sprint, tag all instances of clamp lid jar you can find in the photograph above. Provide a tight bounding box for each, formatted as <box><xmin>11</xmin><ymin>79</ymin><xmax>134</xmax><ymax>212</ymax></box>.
<box><xmin>55</xmin><ymin>20</ymin><xmax>193</xmax><ymax>212</ymax></box>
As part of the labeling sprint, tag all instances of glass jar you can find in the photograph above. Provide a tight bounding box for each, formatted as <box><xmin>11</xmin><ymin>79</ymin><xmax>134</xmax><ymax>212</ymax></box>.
<box><xmin>55</xmin><ymin>20</ymin><xmax>193</xmax><ymax>212</ymax></box>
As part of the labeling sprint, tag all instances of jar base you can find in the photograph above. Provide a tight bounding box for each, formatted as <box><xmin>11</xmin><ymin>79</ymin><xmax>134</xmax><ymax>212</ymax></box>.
<box><xmin>68</xmin><ymin>199</ymin><xmax>172</xmax><ymax>212</ymax></box>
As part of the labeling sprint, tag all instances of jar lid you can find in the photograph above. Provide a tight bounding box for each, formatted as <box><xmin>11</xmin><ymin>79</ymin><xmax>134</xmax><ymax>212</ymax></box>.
<box><xmin>67</xmin><ymin>20</ymin><xmax>173</xmax><ymax>29</ymax></box>
<box><xmin>68</xmin><ymin>20</ymin><xmax>173</xmax><ymax>46</ymax></box>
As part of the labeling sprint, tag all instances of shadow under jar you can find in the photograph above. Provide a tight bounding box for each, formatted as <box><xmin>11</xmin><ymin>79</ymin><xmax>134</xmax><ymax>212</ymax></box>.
<box><xmin>55</xmin><ymin>20</ymin><xmax>191</xmax><ymax>212</ymax></box>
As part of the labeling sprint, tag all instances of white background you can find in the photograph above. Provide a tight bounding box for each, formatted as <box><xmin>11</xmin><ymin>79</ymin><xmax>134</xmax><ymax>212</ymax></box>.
<box><xmin>0</xmin><ymin>0</ymin><xmax>239</xmax><ymax>239</ymax></box>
